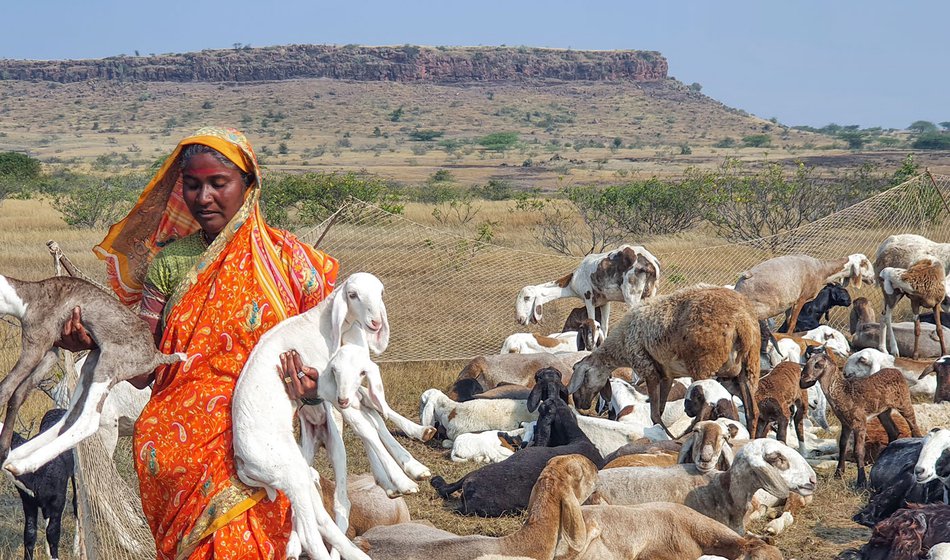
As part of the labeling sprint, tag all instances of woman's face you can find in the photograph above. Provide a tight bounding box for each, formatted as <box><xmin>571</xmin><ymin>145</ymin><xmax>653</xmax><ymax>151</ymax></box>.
<box><xmin>181</xmin><ymin>152</ymin><xmax>248</xmax><ymax>236</ymax></box>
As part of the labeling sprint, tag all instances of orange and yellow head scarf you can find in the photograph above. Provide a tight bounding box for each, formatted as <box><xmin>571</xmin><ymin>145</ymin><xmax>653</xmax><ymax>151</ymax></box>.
<box><xmin>94</xmin><ymin>126</ymin><xmax>336</xmax><ymax>320</ymax></box>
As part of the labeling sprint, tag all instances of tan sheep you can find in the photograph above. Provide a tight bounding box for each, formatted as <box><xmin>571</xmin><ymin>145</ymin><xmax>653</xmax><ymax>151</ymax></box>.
<box><xmin>879</xmin><ymin>258</ymin><xmax>949</xmax><ymax>358</ymax></box>
<box><xmin>568</xmin><ymin>284</ymin><xmax>761</xmax><ymax>435</ymax></box>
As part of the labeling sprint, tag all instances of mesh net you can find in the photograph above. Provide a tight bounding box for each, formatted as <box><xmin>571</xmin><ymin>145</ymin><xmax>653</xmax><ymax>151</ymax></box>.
<box><xmin>304</xmin><ymin>172</ymin><xmax>950</xmax><ymax>361</ymax></box>
<box><xmin>0</xmin><ymin>172</ymin><xmax>948</xmax><ymax>558</ymax></box>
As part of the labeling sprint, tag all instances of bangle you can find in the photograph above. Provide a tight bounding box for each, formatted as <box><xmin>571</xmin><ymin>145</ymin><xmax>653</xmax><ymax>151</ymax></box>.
<box><xmin>300</xmin><ymin>396</ymin><xmax>324</xmax><ymax>406</ymax></box>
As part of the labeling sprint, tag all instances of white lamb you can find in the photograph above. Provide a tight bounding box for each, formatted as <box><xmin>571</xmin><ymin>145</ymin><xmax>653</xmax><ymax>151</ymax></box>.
<box><xmin>802</xmin><ymin>325</ymin><xmax>850</xmax><ymax>357</ymax></box>
<box><xmin>450</xmin><ymin>428</ymin><xmax>525</xmax><ymax>463</ymax></box>
<box><xmin>419</xmin><ymin>388</ymin><xmax>537</xmax><ymax>446</ymax></box>
<box><xmin>232</xmin><ymin>272</ymin><xmax>425</xmax><ymax>560</ymax></box>
<box><xmin>499</xmin><ymin>331</ymin><xmax>579</xmax><ymax>354</ymax></box>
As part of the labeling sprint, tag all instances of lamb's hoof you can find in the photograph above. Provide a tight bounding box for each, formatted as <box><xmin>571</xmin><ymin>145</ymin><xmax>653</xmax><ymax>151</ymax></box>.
<box><xmin>285</xmin><ymin>531</ymin><xmax>302</xmax><ymax>560</ymax></box>
<box><xmin>385</xmin><ymin>483</ymin><xmax>419</xmax><ymax>498</ymax></box>
<box><xmin>4</xmin><ymin>461</ymin><xmax>23</xmax><ymax>477</ymax></box>
<box><xmin>420</xmin><ymin>427</ymin><xmax>437</xmax><ymax>442</ymax></box>
<box><xmin>764</xmin><ymin>512</ymin><xmax>793</xmax><ymax>535</ymax></box>
<box><xmin>405</xmin><ymin>460</ymin><xmax>431</xmax><ymax>480</ymax></box>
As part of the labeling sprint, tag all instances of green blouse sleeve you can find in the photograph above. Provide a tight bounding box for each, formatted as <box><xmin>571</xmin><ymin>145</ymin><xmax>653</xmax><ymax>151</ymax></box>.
<box><xmin>144</xmin><ymin>233</ymin><xmax>208</xmax><ymax>298</ymax></box>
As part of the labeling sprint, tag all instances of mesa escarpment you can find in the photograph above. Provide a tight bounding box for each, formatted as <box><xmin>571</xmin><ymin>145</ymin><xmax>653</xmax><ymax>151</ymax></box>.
<box><xmin>0</xmin><ymin>44</ymin><xmax>667</xmax><ymax>84</ymax></box>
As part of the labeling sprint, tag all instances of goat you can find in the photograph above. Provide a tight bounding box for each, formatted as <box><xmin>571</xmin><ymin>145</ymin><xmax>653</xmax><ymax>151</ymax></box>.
<box><xmin>879</xmin><ymin>258</ymin><xmax>950</xmax><ymax>358</ymax></box>
<box><xmin>853</xmin><ymin>428</ymin><xmax>950</xmax><ymax>527</ymax></box>
<box><xmin>677</xmin><ymin>419</ymin><xmax>745</xmax><ymax>473</ymax></box>
<box><xmin>840</xmin><ymin>503</ymin><xmax>950</xmax><ymax>560</ymax></box>
<box><xmin>569</xmin><ymin>284</ymin><xmax>761</xmax><ymax>435</ymax></box>
<box><xmin>419</xmin><ymin>389</ymin><xmax>536</xmax><ymax>445</ymax></box>
<box><xmin>355</xmin><ymin>454</ymin><xmax>602</xmax><ymax>560</ymax></box>
<box><xmin>317</xmin><ymin>474</ymin><xmax>410</xmax><ymax>539</ymax></box>
<box><xmin>846</xmin><ymin>348</ymin><xmax>937</xmax><ymax>397</ymax></box>
<box><xmin>0</xmin><ymin>275</ymin><xmax>185</xmax><ymax>475</ymax></box>
<box><xmin>851</xmin><ymin>296</ymin><xmax>877</xmax><ymax>335</ymax></box>
<box><xmin>430</xmin><ymin>394</ymin><xmax>603</xmax><ymax>517</ymax></box>
<box><xmin>754</xmin><ymin>362</ymin><xmax>808</xmax><ymax>455</ymax></box>
<box><xmin>449</xmin><ymin>428</ymin><xmax>524</xmax><ymax>464</ymax></box>
<box><xmin>9</xmin><ymin>409</ymin><xmax>76</xmax><ymax>560</ymax></box>
<box><xmin>499</xmin><ymin>331</ymin><xmax>578</xmax><ymax>354</ymax></box>
<box><xmin>448</xmin><ymin>351</ymin><xmax>589</xmax><ymax>398</ymax></box>
<box><xmin>777</xmin><ymin>283</ymin><xmax>852</xmax><ymax>333</ymax></box>
<box><xmin>801</xmin><ymin>348</ymin><xmax>922</xmax><ymax>487</ymax></box>
<box><xmin>802</xmin><ymin>325</ymin><xmax>851</xmax><ymax>357</ymax></box>
<box><xmin>232</xmin><ymin>272</ymin><xmax>403</xmax><ymax>560</ymax></box>
<box><xmin>734</xmin><ymin>253</ymin><xmax>874</xmax><ymax>352</ymax></box>
<box><xmin>919</xmin><ymin>355</ymin><xmax>950</xmax><ymax>403</ymax></box>
<box><xmin>587</xmin><ymin>438</ymin><xmax>816</xmax><ymax>535</ymax></box>
<box><xmin>515</xmin><ymin>245</ymin><xmax>660</xmax><ymax>338</ymax></box>
<box><xmin>448</xmin><ymin>378</ymin><xmax>532</xmax><ymax>403</ymax></box>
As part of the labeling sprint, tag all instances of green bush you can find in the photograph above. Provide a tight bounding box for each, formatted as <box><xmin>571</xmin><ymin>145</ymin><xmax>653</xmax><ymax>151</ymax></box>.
<box><xmin>477</xmin><ymin>132</ymin><xmax>519</xmax><ymax>152</ymax></box>
<box><xmin>261</xmin><ymin>172</ymin><xmax>403</xmax><ymax>229</ymax></box>
<box><xmin>741</xmin><ymin>134</ymin><xmax>771</xmax><ymax>148</ymax></box>
<box><xmin>912</xmin><ymin>132</ymin><xmax>950</xmax><ymax>150</ymax></box>
<box><xmin>408</xmin><ymin>130</ymin><xmax>444</xmax><ymax>142</ymax></box>
<box><xmin>53</xmin><ymin>173</ymin><xmax>144</xmax><ymax>228</ymax></box>
<box><xmin>473</xmin><ymin>179</ymin><xmax>514</xmax><ymax>201</ymax></box>
<box><xmin>0</xmin><ymin>151</ymin><xmax>41</xmax><ymax>180</ymax></box>
<box><xmin>714</xmin><ymin>137</ymin><xmax>736</xmax><ymax>148</ymax></box>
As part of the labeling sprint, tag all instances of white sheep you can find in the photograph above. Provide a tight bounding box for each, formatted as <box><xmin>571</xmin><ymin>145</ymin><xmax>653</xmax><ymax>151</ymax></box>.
<box><xmin>603</xmin><ymin>377</ymin><xmax>689</xmax><ymax>434</ymax></box>
<box><xmin>845</xmin><ymin>348</ymin><xmax>936</xmax><ymax>396</ymax></box>
<box><xmin>419</xmin><ymin>388</ymin><xmax>537</xmax><ymax>445</ymax></box>
<box><xmin>914</xmin><ymin>427</ymin><xmax>950</xmax><ymax>487</ymax></box>
<box><xmin>499</xmin><ymin>331</ymin><xmax>578</xmax><ymax>354</ymax></box>
<box><xmin>802</xmin><ymin>325</ymin><xmax>850</xmax><ymax>357</ymax></box>
<box><xmin>449</xmin><ymin>428</ymin><xmax>524</xmax><ymax>463</ymax></box>
<box><xmin>515</xmin><ymin>245</ymin><xmax>660</xmax><ymax>338</ymax></box>
<box><xmin>232</xmin><ymin>272</ymin><xmax>405</xmax><ymax>560</ymax></box>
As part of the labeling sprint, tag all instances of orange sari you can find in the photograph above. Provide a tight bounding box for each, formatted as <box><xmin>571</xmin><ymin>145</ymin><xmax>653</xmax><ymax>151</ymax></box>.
<box><xmin>95</xmin><ymin>127</ymin><xmax>338</xmax><ymax>560</ymax></box>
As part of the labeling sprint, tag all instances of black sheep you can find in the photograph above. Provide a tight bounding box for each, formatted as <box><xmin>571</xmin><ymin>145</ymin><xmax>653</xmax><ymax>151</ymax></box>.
<box><xmin>430</xmin><ymin>368</ymin><xmax>602</xmax><ymax>516</ymax></box>
<box><xmin>11</xmin><ymin>408</ymin><xmax>76</xmax><ymax>560</ymax></box>
<box><xmin>778</xmin><ymin>283</ymin><xmax>852</xmax><ymax>333</ymax></box>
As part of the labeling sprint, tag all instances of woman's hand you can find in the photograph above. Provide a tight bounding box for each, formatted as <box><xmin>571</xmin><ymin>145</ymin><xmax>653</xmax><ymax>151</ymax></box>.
<box><xmin>54</xmin><ymin>307</ymin><xmax>97</xmax><ymax>352</ymax></box>
<box><xmin>278</xmin><ymin>350</ymin><xmax>320</xmax><ymax>402</ymax></box>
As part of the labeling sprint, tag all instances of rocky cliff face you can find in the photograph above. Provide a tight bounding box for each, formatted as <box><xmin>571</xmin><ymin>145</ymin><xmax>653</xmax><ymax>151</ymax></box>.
<box><xmin>0</xmin><ymin>45</ymin><xmax>668</xmax><ymax>83</ymax></box>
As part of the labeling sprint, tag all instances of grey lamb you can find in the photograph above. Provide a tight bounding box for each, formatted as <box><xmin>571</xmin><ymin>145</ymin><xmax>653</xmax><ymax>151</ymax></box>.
<box><xmin>0</xmin><ymin>274</ymin><xmax>185</xmax><ymax>476</ymax></box>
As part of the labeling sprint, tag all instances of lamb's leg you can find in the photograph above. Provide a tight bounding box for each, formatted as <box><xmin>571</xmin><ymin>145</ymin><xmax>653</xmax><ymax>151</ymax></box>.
<box><xmin>739</xmin><ymin>372</ymin><xmax>758</xmax><ymax>435</ymax></box>
<box><xmin>21</xmin><ymin>496</ymin><xmax>38</xmax><ymax>560</ymax></box>
<box><xmin>45</xmin><ymin>505</ymin><xmax>63</xmax><ymax>560</ymax></box>
<box><xmin>896</xmin><ymin>402</ymin><xmax>923</xmax><ymax>439</ymax></box>
<box><xmin>775</xmin><ymin>412</ymin><xmax>789</xmax><ymax>447</ymax></box>
<box><xmin>0</xmin><ymin>349</ymin><xmax>59</xmax><ymax>462</ymax></box>
<box><xmin>356</xmin><ymin>388</ymin><xmax>435</xmax><ymax>442</ymax></box>
<box><xmin>835</xmin><ymin>425</ymin><xmax>852</xmax><ymax>479</ymax></box>
<box><xmin>854</xmin><ymin>425</ymin><xmax>868</xmax><ymax>488</ymax></box>
<box><xmin>913</xmin><ymin>305</ymin><xmax>922</xmax><ymax>360</ymax></box>
<box><xmin>314</xmin><ymin>411</ymin><xmax>350</xmax><ymax>536</ymax></box>
<box><xmin>793</xmin><ymin>400</ymin><xmax>807</xmax><ymax>456</ymax></box>
<box><xmin>340</xmin><ymin>407</ymin><xmax>418</xmax><ymax>496</ymax></box>
<box><xmin>935</xmin><ymin>305</ymin><xmax>947</xmax><ymax>357</ymax></box>
<box><xmin>877</xmin><ymin>411</ymin><xmax>900</xmax><ymax>442</ymax></box>
<box><xmin>785</xmin><ymin>296</ymin><xmax>808</xmax><ymax>335</ymax></box>
<box><xmin>600</xmin><ymin>303</ymin><xmax>611</xmax><ymax>339</ymax></box>
<box><xmin>5</xmin><ymin>379</ymin><xmax>110</xmax><ymax>476</ymax></box>
<box><xmin>882</xmin><ymin>298</ymin><xmax>901</xmax><ymax>356</ymax></box>
<box><xmin>362</xmin><ymin>406</ymin><xmax>430</xmax><ymax>480</ymax></box>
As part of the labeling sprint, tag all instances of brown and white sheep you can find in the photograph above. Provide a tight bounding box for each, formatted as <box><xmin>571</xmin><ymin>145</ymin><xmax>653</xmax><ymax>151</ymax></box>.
<box><xmin>568</xmin><ymin>284</ymin><xmax>761</xmax><ymax>435</ymax></box>
<box><xmin>447</xmin><ymin>351</ymin><xmax>588</xmax><ymax>399</ymax></box>
<box><xmin>515</xmin><ymin>245</ymin><xmax>660</xmax><ymax>338</ymax></box>
<box><xmin>919</xmin><ymin>355</ymin><xmax>950</xmax><ymax>404</ymax></box>
<box><xmin>800</xmin><ymin>349</ymin><xmax>923</xmax><ymax>487</ymax></box>
<box><xmin>879</xmin><ymin>258</ymin><xmax>950</xmax><ymax>358</ymax></box>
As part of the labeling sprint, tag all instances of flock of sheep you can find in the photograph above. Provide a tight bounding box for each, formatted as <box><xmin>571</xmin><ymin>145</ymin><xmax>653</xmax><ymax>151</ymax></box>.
<box><xmin>1</xmin><ymin>233</ymin><xmax>950</xmax><ymax>559</ymax></box>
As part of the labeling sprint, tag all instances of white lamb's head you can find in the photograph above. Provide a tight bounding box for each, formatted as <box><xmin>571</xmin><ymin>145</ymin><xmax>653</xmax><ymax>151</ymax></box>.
<box><xmin>843</xmin><ymin>348</ymin><xmax>894</xmax><ymax>379</ymax></box>
<box><xmin>332</xmin><ymin>272</ymin><xmax>389</xmax><ymax>355</ymax></box>
<box><xmin>844</xmin><ymin>253</ymin><xmax>875</xmax><ymax>288</ymax></box>
<box><xmin>327</xmin><ymin>344</ymin><xmax>386</xmax><ymax>412</ymax></box>
<box><xmin>515</xmin><ymin>285</ymin><xmax>544</xmax><ymax>325</ymax></box>
<box><xmin>914</xmin><ymin>427</ymin><xmax>950</xmax><ymax>484</ymax></box>
<box><xmin>0</xmin><ymin>275</ymin><xmax>27</xmax><ymax>318</ymax></box>
<box><xmin>737</xmin><ymin>439</ymin><xmax>817</xmax><ymax>498</ymax></box>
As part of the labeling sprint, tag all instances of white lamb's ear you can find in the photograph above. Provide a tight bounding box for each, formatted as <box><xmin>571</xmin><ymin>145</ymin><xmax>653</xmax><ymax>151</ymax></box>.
<box><xmin>372</xmin><ymin>304</ymin><xmax>390</xmax><ymax>355</ymax></box>
<box><xmin>364</xmin><ymin>362</ymin><xmax>390</xmax><ymax>416</ymax></box>
<box><xmin>420</xmin><ymin>392</ymin><xmax>436</xmax><ymax>427</ymax></box>
<box><xmin>330</xmin><ymin>290</ymin><xmax>348</xmax><ymax>354</ymax></box>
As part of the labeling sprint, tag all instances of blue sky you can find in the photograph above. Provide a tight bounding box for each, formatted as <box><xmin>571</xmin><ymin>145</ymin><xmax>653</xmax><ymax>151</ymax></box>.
<box><xmin>2</xmin><ymin>1</ymin><xmax>946</xmax><ymax>130</ymax></box>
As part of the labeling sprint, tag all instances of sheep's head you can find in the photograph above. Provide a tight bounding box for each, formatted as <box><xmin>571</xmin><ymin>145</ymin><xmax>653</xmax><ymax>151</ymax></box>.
<box><xmin>801</xmin><ymin>347</ymin><xmax>835</xmax><ymax>389</ymax></box>
<box><xmin>515</xmin><ymin>285</ymin><xmax>545</xmax><ymax>325</ymax></box>
<box><xmin>684</xmin><ymin>380</ymin><xmax>736</xmax><ymax>421</ymax></box>
<box><xmin>621</xmin><ymin>249</ymin><xmax>660</xmax><ymax>306</ymax></box>
<box><xmin>536</xmin><ymin>454</ymin><xmax>599</xmax><ymax>554</ymax></box>
<box><xmin>419</xmin><ymin>388</ymin><xmax>444</xmax><ymax>428</ymax></box>
<box><xmin>575</xmin><ymin>318</ymin><xmax>604</xmax><ymax>351</ymax></box>
<box><xmin>827</xmin><ymin>284</ymin><xmax>853</xmax><ymax>307</ymax></box>
<box><xmin>914</xmin><ymin>427</ymin><xmax>950</xmax><ymax>484</ymax></box>
<box><xmin>0</xmin><ymin>275</ymin><xmax>26</xmax><ymax>318</ymax></box>
<box><xmin>844</xmin><ymin>254</ymin><xmax>875</xmax><ymax>288</ymax></box>
<box><xmin>327</xmin><ymin>344</ymin><xmax>388</xmax><ymax>413</ymax></box>
<box><xmin>567</xmin><ymin>353</ymin><xmax>611</xmax><ymax>410</ymax></box>
<box><xmin>738</xmin><ymin>439</ymin><xmax>817</xmax><ymax>498</ymax></box>
<box><xmin>527</xmin><ymin>367</ymin><xmax>568</xmax><ymax>412</ymax></box>
<box><xmin>679</xmin><ymin>420</ymin><xmax>739</xmax><ymax>473</ymax></box>
<box><xmin>331</xmin><ymin>272</ymin><xmax>389</xmax><ymax>356</ymax></box>
<box><xmin>844</xmin><ymin>348</ymin><xmax>894</xmax><ymax>379</ymax></box>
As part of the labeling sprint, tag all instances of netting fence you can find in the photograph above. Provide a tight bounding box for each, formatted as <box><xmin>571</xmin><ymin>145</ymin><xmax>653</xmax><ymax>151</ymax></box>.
<box><xmin>0</xmin><ymin>171</ymin><xmax>948</xmax><ymax>559</ymax></box>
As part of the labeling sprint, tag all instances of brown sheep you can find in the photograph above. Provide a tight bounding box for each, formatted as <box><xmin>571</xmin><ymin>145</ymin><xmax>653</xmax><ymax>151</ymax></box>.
<box><xmin>568</xmin><ymin>284</ymin><xmax>761</xmax><ymax>435</ymax></box>
<box><xmin>318</xmin><ymin>474</ymin><xmax>410</xmax><ymax>538</ymax></box>
<box><xmin>754</xmin><ymin>362</ymin><xmax>808</xmax><ymax>453</ymax></box>
<box><xmin>603</xmin><ymin>452</ymin><xmax>679</xmax><ymax>469</ymax></box>
<box><xmin>801</xmin><ymin>349</ymin><xmax>923</xmax><ymax>487</ymax></box>
<box><xmin>447</xmin><ymin>351</ymin><xmax>588</xmax><ymax>399</ymax></box>
<box><xmin>879</xmin><ymin>258</ymin><xmax>949</xmax><ymax>359</ymax></box>
<box><xmin>850</xmin><ymin>296</ymin><xmax>877</xmax><ymax>335</ymax></box>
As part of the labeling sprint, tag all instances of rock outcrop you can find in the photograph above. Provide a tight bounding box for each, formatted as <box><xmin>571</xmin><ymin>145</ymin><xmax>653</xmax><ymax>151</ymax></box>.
<box><xmin>0</xmin><ymin>44</ymin><xmax>668</xmax><ymax>84</ymax></box>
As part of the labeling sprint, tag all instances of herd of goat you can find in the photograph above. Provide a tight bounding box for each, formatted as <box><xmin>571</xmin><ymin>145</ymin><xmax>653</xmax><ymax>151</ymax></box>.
<box><xmin>0</xmin><ymin>232</ymin><xmax>948</xmax><ymax>558</ymax></box>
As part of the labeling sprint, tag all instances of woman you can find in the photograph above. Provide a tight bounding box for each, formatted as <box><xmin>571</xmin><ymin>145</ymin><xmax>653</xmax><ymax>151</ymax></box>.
<box><xmin>62</xmin><ymin>127</ymin><xmax>337</xmax><ymax>559</ymax></box>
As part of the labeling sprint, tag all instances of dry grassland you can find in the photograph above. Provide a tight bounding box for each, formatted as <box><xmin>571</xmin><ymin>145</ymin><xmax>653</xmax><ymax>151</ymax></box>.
<box><xmin>2</xmin><ymin>198</ymin><xmax>947</xmax><ymax>559</ymax></box>
<box><xmin>3</xmin><ymin>78</ymin><xmax>949</xmax><ymax>190</ymax></box>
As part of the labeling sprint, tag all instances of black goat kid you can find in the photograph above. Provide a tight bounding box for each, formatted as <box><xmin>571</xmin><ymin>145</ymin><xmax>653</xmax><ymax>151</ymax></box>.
<box><xmin>778</xmin><ymin>283</ymin><xmax>852</xmax><ymax>333</ymax></box>
<box><xmin>10</xmin><ymin>408</ymin><xmax>76</xmax><ymax>560</ymax></box>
